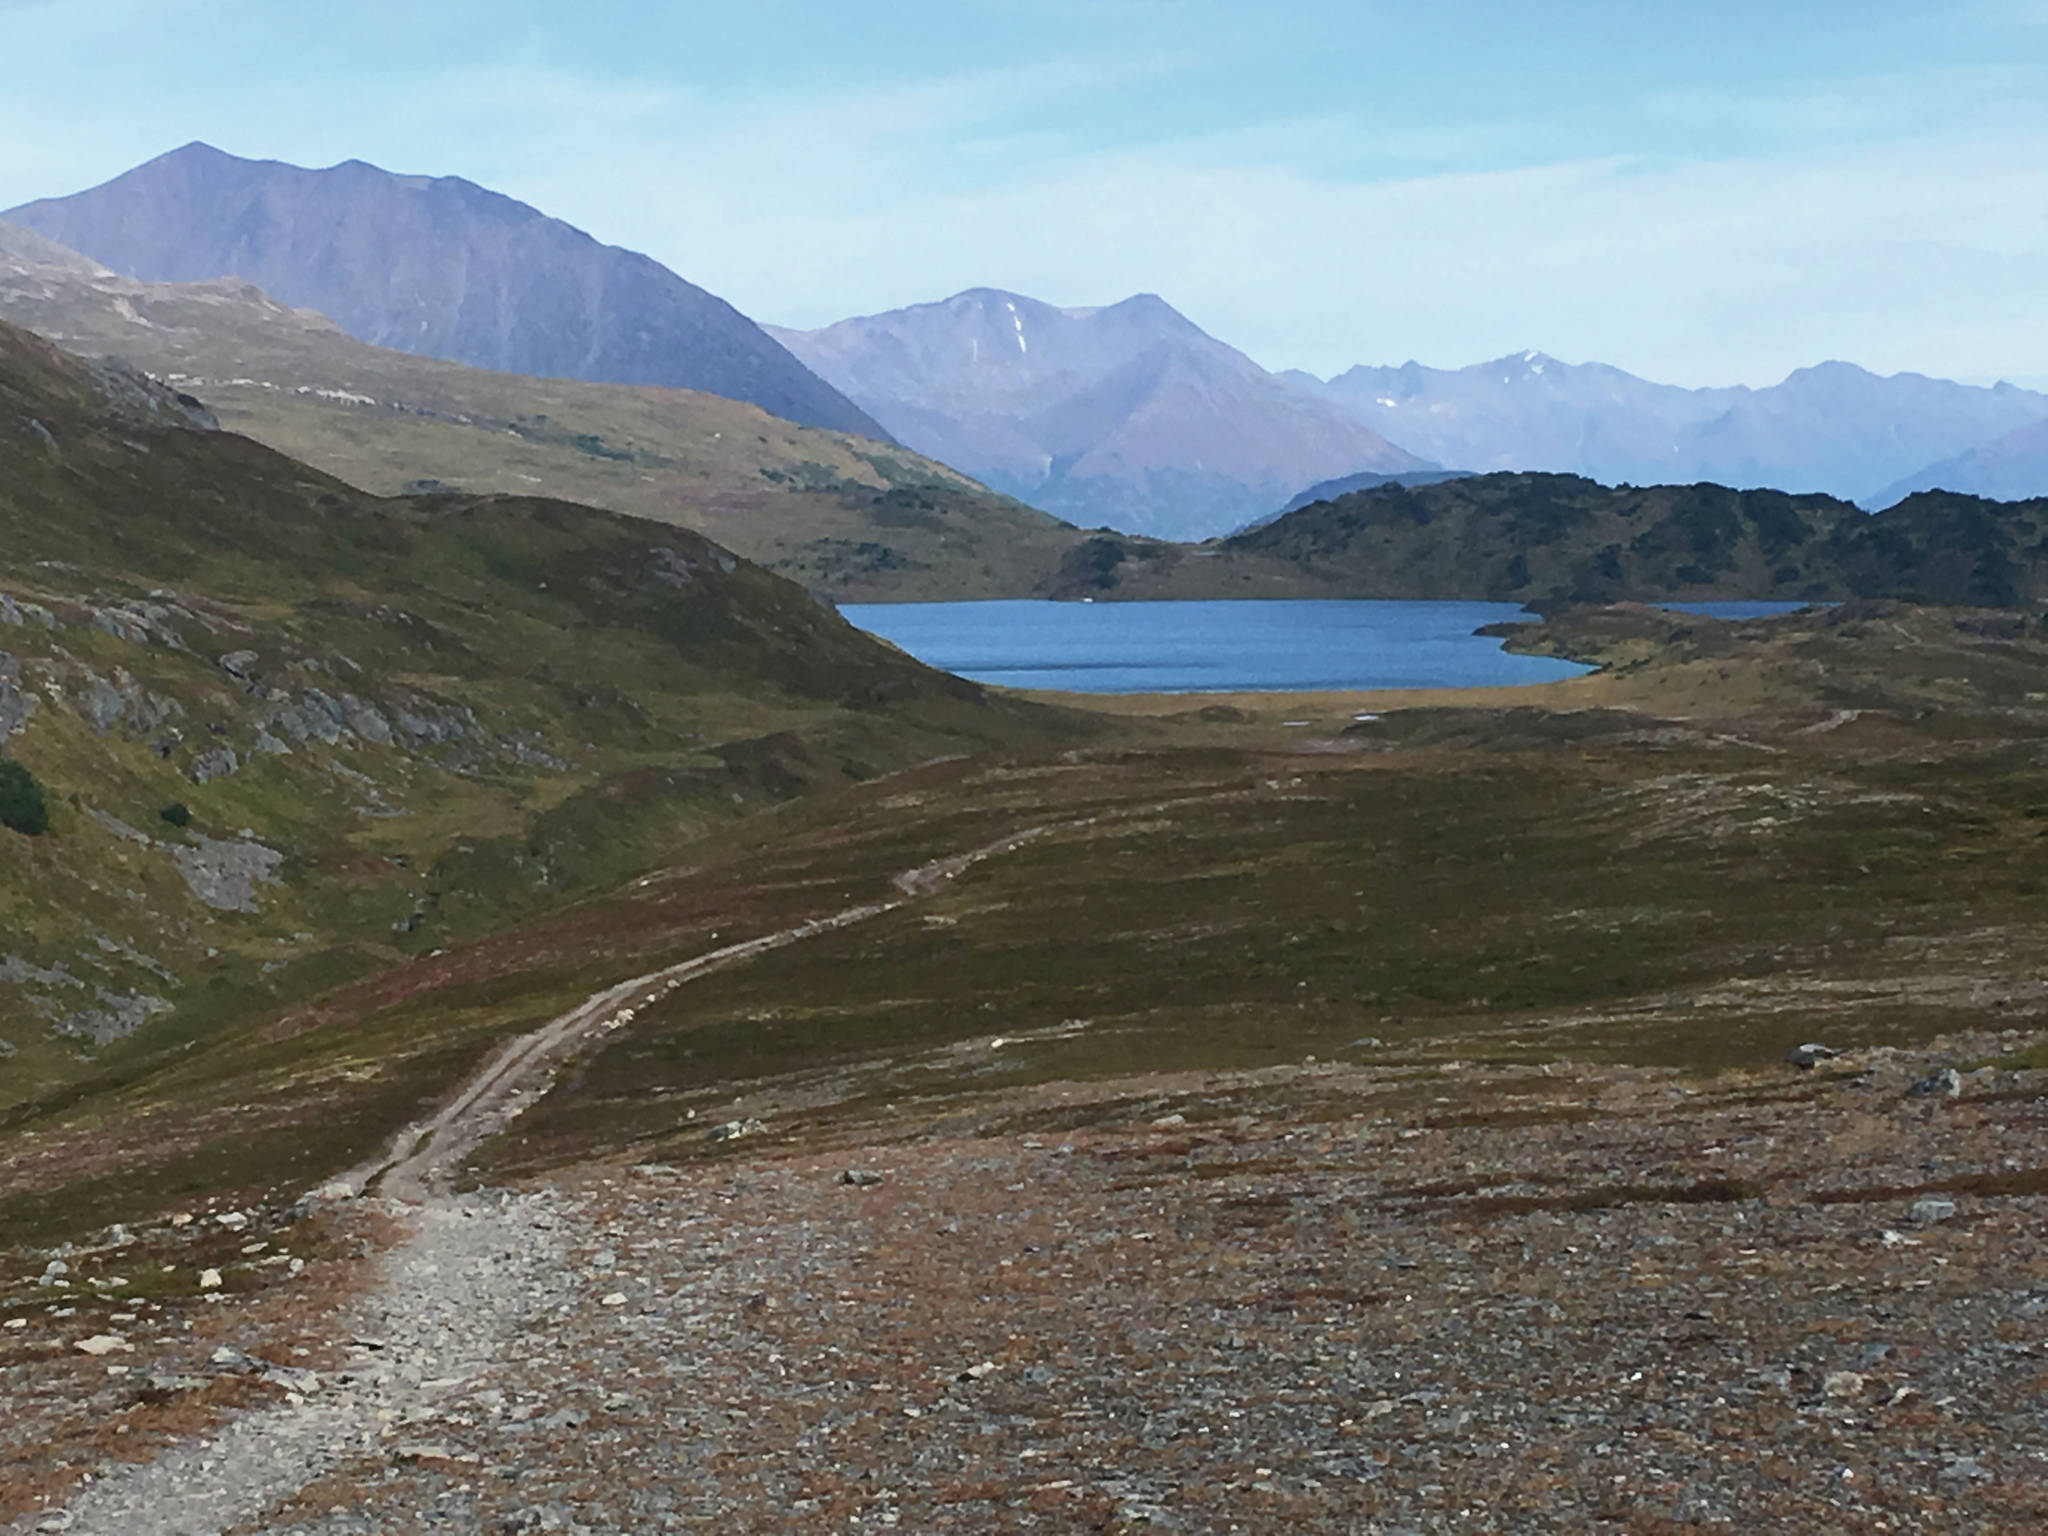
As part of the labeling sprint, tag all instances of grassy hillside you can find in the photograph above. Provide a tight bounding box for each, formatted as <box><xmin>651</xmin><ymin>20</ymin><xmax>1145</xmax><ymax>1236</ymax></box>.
<box><xmin>0</xmin><ymin>257</ymin><xmax>1094</xmax><ymax>601</ymax></box>
<box><xmin>6</xmin><ymin>575</ymin><xmax>2048</xmax><ymax>1248</ymax></box>
<box><xmin>1210</xmin><ymin>473</ymin><xmax>2048</xmax><ymax>605</ymax></box>
<box><xmin>0</xmin><ymin>318</ymin><xmax>1080</xmax><ymax>1123</ymax></box>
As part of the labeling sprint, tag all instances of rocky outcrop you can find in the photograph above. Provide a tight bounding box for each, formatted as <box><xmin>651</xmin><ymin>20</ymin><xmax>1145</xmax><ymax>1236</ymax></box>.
<box><xmin>51</xmin><ymin>987</ymin><xmax>174</xmax><ymax>1046</ymax></box>
<box><xmin>0</xmin><ymin>954</ymin><xmax>169</xmax><ymax>1045</ymax></box>
<box><xmin>1</xmin><ymin>592</ymin><xmax>59</xmax><ymax>628</ymax></box>
<box><xmin>186</xmin><ymin>746</ymin><xmax>238</xmax><ymax>783</ymax></box>
<box><xmin>170</xmin><ymin>833</ymin><xmax>285</xmax><ymax>912</ymax></box>
<box><xmin>0</xmin><ymin>651</ymin><xmax>34</xmax><ymax>744</ymax></box>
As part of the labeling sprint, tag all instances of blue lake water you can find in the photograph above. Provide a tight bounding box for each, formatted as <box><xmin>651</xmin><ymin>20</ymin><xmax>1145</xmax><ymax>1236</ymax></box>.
<box><xmin>840</xmin><ymin>599</ymin><xmax>1578</xmax><ymax>694</ymax></box>
<box><xmin>842</xmin><ymin>599</ymin><xmax>1816</xmax><ymax>695</ymax></box>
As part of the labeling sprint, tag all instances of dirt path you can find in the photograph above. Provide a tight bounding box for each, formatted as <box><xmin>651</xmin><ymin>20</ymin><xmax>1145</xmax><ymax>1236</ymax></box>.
<box><xmin>347</xmin><ymin>825</ymin><xmax>1057</xmax><ymax>1203</ymax></box>
<box><xmin>7</xmin><ymin>827</ymin><xmax>1071</xmax><ymax>1536</ymax></box>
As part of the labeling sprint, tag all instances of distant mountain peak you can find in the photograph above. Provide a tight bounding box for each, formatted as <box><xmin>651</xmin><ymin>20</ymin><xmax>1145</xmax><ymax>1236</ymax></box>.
<box><xmin>775</xmin><ymin>286</ymin><xmax>1425</xmax><ymax>539</ymax></box>
<box><xmin>1477</xmin><ymin>349</ymin><xmax>1564</xmax><ymax>379</ymax></box>
<box><xmin>1782</xmin><ymin>359</ymin><xmax>1881</xmax><ymax>384</ymax></box>
<box><xmin>5</xmin><ymin>144</ymin><xmax>888</xmax><ymax>438</ymax></box>
<box><xmin>1288</xmin><ymin>348</ymin><xmax>2048</xmax><ymax>504</ymax></box>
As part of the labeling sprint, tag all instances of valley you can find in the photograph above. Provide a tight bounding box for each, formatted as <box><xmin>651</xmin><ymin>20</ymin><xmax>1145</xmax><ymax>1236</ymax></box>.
<box><xmin>7</xmin><ymin>565</ymin><xmax>2048</xmax><ymax>1526</ymax></box>
<box><xmin>3</xmin><ymin>136</ymin><xmax>2048</xmax><ymax>1533</ymax></box>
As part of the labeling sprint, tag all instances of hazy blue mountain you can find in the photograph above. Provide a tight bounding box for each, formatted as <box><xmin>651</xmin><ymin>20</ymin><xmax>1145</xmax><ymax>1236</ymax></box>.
<box><xmin>769</xmin><ymin>288</ymin><xmax>1428</xmax><ymax>540</ymax></box>
<box><xmin>1284</xmin><ymin>351</ymin><xmax>2048</xmax><ymax>505</ymax></box>
<box><xmin>1274</xmin><ymin>469</ymin><xmax>1475</xmax><ymax>515</ymax></box>
<box><xmin>1872</xmin><ymin>417</ymin><xmax>2048</xmax><ymax>508</ymax></box>
<box><xmin>5</xmin><ymin>143</ymin><xmax>886</xmax><ymax>438</ymax></box>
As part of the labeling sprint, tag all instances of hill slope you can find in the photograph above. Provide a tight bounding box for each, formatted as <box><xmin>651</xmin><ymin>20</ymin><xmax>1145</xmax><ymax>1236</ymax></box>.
<box><xmin>1285</xmin><ymin>352</ymin><xmax>2048</xmax><ymax>505</ymax></box>
<box><xmin>0</xmin><ymin>229</ymin><xmax>1093</xmax><ymax>600</ymax></box>
<box><xmin>4</xmin><ymin>143</ymin><xmax>884</xmax><ymax>438</ymax></box>
<box><xmin>770</xmin><ymin>288</ymin><xmax>1428</xmax><ymax>540</ymax></box>
<box><xmin>0</xmin><ymin>316</ymin><xmax>1069</xmax><ymax>1118</ymax></box>
<box><xmin>1216</xmin><ymin>472</ymin><xmax>2048</xmax><ymax>605</ymax></box>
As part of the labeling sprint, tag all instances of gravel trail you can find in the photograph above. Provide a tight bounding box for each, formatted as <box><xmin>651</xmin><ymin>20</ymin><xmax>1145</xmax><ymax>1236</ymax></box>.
<box><xmin>8</xmin><ymin>829</ymin><xmax>1063</xmax><ymax>1534</ymax></box>
<box><xmin>351</xmin><ymin>825</ymin><xmax>1059</xmax><ymax>1204</ymax></box>
<box><xmin>11</xmin><ymin>1193</ymin><xmax>573</xmax><ymax>1536</ymax></box>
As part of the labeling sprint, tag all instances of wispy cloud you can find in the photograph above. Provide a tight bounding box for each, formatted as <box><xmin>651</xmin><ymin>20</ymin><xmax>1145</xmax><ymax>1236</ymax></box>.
<box><xmin>1</xmin><ymin>0</ymin><xmax>2043</xmax><ymax>387</ymax></box>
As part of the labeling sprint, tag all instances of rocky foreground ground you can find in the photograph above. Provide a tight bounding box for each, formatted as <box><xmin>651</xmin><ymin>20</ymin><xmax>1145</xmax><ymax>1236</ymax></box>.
<box><xmin>5</xmin><ymin>1032</ymin><xmax>2047</xmax><ymax>1534</ymax></box>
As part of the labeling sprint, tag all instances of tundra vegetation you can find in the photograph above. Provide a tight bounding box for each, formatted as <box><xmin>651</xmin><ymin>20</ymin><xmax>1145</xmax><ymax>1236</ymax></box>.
<box><xmin>3</xmin><ymin>317</ymin><xmax>2048</xmax><ymax>1528</ymax></box>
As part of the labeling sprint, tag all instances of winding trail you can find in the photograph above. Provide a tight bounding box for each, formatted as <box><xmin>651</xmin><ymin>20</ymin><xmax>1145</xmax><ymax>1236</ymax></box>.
<box><xmin>8</xmin><ymin>826</ymin><xmax>1065</xmax><ymax>1536</ymax></box>
<box><xmin>348</xmin><ymin>824</ymin><xmax>1055</xmax><ymax>1203</ymax></box>
<box><xmin>11</xmin><ymin>789</ymin><xmax>1278</xmax><ymax>1535</ymax></box>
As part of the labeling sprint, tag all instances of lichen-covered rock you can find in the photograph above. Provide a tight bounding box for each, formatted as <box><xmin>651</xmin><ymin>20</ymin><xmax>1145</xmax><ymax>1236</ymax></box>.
<box><xmin>273</xmin><ymin>687</ymin><xmax>348</xmax><ymax>745</ymax></box>
<box><xmin>68</xmin><ymin>662</ymin><xmax>183</xmax><ymax>735</ymax></box>
<box><xmin>52</xmin><ymin>987</ymin><xmax>174</xmax><ymax>1046</ymax></box>
<box><xmin>342</xmin><ymin>695</ymin><xmax>394</xmax><ymax>745</ymax></box>
<box><xmin>187</xmin><ymin>746</ymin><xmax>239</xmax><ymax>784</ymax></box>
<box><xmin>0</xmin><ymin>953</ymin><xmax>84</xmax><ymax>989</ymax></box>
<box><xmin>91</xmin><ymin>602</ymin><xmax>190</xmax><ymax>650</ymax></box>
<box><xmin>0</xmin><ymin>652</ymin><xmax>34</xmax><ymax>744</ymax></box>
<box><xmin>0</xmin><ymin>595</ymin><xmax>56</xmax><ymax>629</ymax></box>
<box><xmin>170</xmin><ymin>834</ymin><xmax>285</xmax><ymax>912</ymax></box>
<box><xmin>390</xmin><ymin>697</ymin><xmax>475</xmax><ymax>746</ymax></box>
<box><xmin>503</xmin><ymin>733</ymin><xmax>569</xmax><ymax>771</ymax></box>
<box><xmin>93</xmin><ymin>607</ymin><xmax>153</xmax><ymax>645</ymax></box>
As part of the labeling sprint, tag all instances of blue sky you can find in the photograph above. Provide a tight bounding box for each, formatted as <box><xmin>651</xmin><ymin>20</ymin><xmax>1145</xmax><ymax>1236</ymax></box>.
<box><xmin>2</xmin><ymin>0</ymin><xmax>2044</xmax><ymax>386</ymax></box>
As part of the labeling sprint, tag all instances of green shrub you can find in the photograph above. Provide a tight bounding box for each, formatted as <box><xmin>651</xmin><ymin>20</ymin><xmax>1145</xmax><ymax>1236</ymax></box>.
<box><xmin>0</xmin><ymin>759</ymin><xmax>49</xmax><ymax>836</ymax></box>
<box><xmin>160</xmin><ymin>802</ymin><xmax>192</xmax><ymax>828</ymax></box>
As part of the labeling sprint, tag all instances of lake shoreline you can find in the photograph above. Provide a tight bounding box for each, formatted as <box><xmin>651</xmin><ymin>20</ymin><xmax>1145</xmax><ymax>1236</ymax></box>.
<box><xmin>844</xmin><ymin>597</ymin><xmax>1598</xmax><ymax>694</ymax></box>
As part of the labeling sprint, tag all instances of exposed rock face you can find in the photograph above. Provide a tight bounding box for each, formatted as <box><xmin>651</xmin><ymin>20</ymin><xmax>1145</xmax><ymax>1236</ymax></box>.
<box><xmin>170</xmin><ymin>833</ymin><xmax>285</xmax><ymax>912</ymax></box>
<box><xmin>186</xmin><ymin>746</ymin><xmax>238</xmax><ymax>783</ymax></box>
<box><xmin>0</xmin><ymin>954</ymin><xmax>171</xmax><ymax>1045</ymax></box>
<box><xmin>6</xmin><ymin>143</ymin><xmax>889</xmax><ymax>440</ymax></box>
<box><xmin>0</xmin><ymin>651</ymin><xmax>33</xmax><ymax>743</ymax></box>
<box><xmin>51</xmin><ymin>987</ymin><xmax>174</xmax><ymax>1046</ymax></box>
<box><xmin>0</xmin><ymin>953</ymin><xmax>84</xmax><ymax>989</ymax></box>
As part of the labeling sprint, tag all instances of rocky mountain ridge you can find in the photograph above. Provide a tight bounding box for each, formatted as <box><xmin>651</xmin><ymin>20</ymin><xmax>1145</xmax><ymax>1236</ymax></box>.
<box><xmin>770</xmin><ymin>288</ymin><xmax>1428</xmax><ymax>540</ymax></box>
<box><xmin>1283</xmin><ymin>351</ymin><xmax>2048</xmax><ymax>508</ymax></box>
<box><xmin>4</xmin><ymin>143</ymin><xmax>886</xmax><ymax>438</ymax></box>
<box><xmin>0</xmin><ymin>226</ymin><xmax>1098</xmax><ymax>602</ymax></box>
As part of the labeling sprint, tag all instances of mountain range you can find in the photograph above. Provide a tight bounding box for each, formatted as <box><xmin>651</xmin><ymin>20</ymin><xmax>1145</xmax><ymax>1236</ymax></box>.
<box><xmin>3</xmin><ymin>142</ymin><xmax>885</xmax><ymax>439</ymax></box>
<box><xmin>0</xmin><ymin>222</ymin><xmax>1094</xmax><ymax>601</ymax></box>
<box><xmin>11</xmin><ymin>142</ymin><xmax>2048</xmax><ymax>554</ymax></box>
<box><xmin>1282</xmin><ymin>352</ymin><xmax>2048</xmax><ymax>509</ymax></box>
<box><xmin>778</xmin><ymin>291</ymin><xmax>2048</xmax><ymax>532</ymax></box>
<box><xmin>769</xmin><ymin>289</ymin><xmax>1427</xmax><ymax>539</ymax></box>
